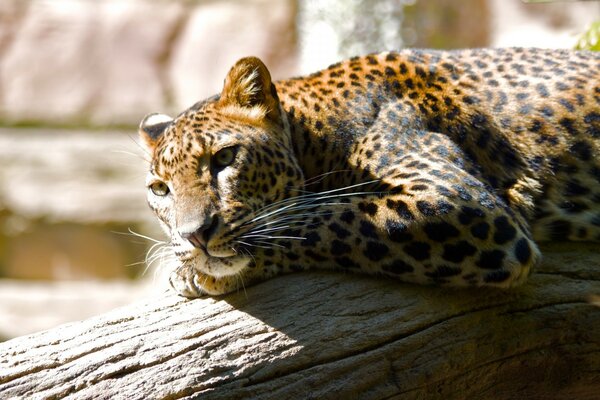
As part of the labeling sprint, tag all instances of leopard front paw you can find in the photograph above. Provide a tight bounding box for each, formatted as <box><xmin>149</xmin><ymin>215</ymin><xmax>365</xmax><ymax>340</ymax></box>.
<box><xmin>169</xmin><ymin>266</ymin><xmax>209</xmax><ymax>298</ymax></box>
<box><xmin>168</xmin><ymin>266</ymin><xmax>242</xmax><ymax>297</ymax></box>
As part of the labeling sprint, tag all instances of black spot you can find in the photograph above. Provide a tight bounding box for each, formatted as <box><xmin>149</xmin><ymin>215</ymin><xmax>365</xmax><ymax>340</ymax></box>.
<box><xmin>424</xmin><ymin>222</ymin><xmax>460</xmax><ymax>242</ymax></box>
<box><xmin>458</xmin><ymin>206</ymin><xmax>485</xmax><ymax>225</ymax></box>
<box><xmin>386</xmin><ymin>219</ymin><xmax>413</xmax><ymax>242</ymax></box>
<box><xmin>584</xmin><ymin>111</ymin><xmax>600</xmax><ymax>137</ymax></box>
<box><xmin>301</xmin><ymin>232</ymin><xmax>321</xmax><ymax>247</ymax></box>
<box><xmin>404</xmin><ymin>242</ymin><xmax>431</xmax><ymax>260</ymax></box>
<box><xmin>514</xmin><ymin>238</ymin><xmax>532</xmax><ymax>265</ymax></box>
<box><xmin>559</xmin><ymin>200</ymin><xmax>588</xmax><ymax>213</ymax></box>
<box><xmin>358</xmin><ymin>201</ymin><xmax>379</xmax><ymax>216</ymax></box>
<box><xmin>570</xmin><ymin>141</ymin><xmax>592</xmax><ymax>161</ymax></box>
<box><xmin>493</xmin><ymin>216</ymin><xmax>517</xmax><ymax>245</ymax></box>
<box><xmin>329</xmin><ymin>222</ymin><xmax>351</xmax><ymax>239</ymax></box>
<box><xmin>305</xmin><ymin>250</ymin><xmax>327</xmax><ymax>262</ymax></box>
<box><xmin>416</xmin><ymin>200</ymin><xmax>436</xmax><ymax>216</ymax></box>
<box><xmin>463</xmin><ymin>95</ymin><xmax>480</xmax><ymax>105</ymax></box>
<box><xmin>547</xmin><ymin>220</ymin><xmax>572</xmax><ymax>240</ymax></box>
<box><xmin>442</xmin><ymin>241</ymin><xmax>477</xmax><ymax>263</ymax></box>
<box><xmin>471</xmin><ymin>113</ymin><xmax>487</xmax><ymax>128</ymax></box>
<box><xmin>364</xmin><ymin>241</ymin><xmax>389</xmax><ymax>261</ymax></box>
<box><xmin>386</xmin><ymin>199</ymin><xmax>415</xmax><ymax>220</ymax></box>
<box><xmin>264</xmin><ymin>248</ymin><xmax>275</xmax><ymax>257</ymax></box>
<box><xmin>565</xmin><ymin>180</ymin><xmax>590</xmax><ymax>196</ymax></box>
<box><xmin>340</xmin><ymin>210</ymin><xmax>355</xmax><ymax>224</ymax></box>
<box><xmin>476</xmin><ymin>250</ymin><xmax>505</xmax><ymax>270</ymax></box>
<box><xmin>335</xmin><ymin>256</ymin><xmax>360</xmax><ymax>269</ymax></box>
<box><xmin>322</xmin><ymin>210</ymin><xmax>334</xmax><ymax>221</ymax></box>
<box><xmin>535</xmin><ymin>83</ymin><xmax>549</xmax><ymax>98</ymax></box>
<box><xmin>529</xmin><ymin>119</ymin><xmax>543</xmax><ymax>133</ymax></box>
<box><xmin>559</xmin><ymin>98</ymin><xmax>575</xmax><ymax>112</ymax></box>
<box><xmin>411</xmin><ymin>184</ymin><xmax>429</xmax><ymax>191</ymax></box>
<box><xmin>359</xmin><ymin>220</ymin><xmax>379</xmax><ymax>239</ymax></box>
<box><xmin>437</xmin><ymin>200</ymin><xmax>455</xmax><ymax>214</ymax></box>
<box><xmin>382</xmin><ymin>260</ymin><xmax>414</xmax><ymax>274</ymax></box>
<box><xmin>559</xmin><ymin>117</ymin><xmax>578</xmax><ymax>136</ymax></box>
<box><xmin>426</xmin><ymin>265</ymin><xmax>462</xmax><ymax>279</ymax></box>
<box><xmin>437</xmin><ymin>185</ymin><xmax>455</xmax><ymax>198</ymax></box>
<box><xmin>331</xmin><ymin>240</ymin><xmax>352</xmax><ymax>256</ymax></box>
<box><xmin>484</xmin><ymin>270</ymin><xmax>511</xmax><ymax>283</ymax></box>
<box><xmin>541</xmin><ymin>106</ymin><xmax>554</xmax><ymax>117</ymax></box>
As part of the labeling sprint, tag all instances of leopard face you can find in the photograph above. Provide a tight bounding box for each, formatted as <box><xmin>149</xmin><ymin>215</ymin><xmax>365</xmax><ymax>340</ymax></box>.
<box><xmin>140</xmin><ymin>59</ymin><xmax>303</xmax><ymax>287</ymax></box>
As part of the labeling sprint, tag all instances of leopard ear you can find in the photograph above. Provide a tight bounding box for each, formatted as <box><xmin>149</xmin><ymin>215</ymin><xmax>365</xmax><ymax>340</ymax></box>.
<box><xmin>138</xmin><ymin>113</ymin><xmax>172</xmax><ymax>153</ymax></box>
<box><xmin>218</xmin><ymin>57</ymin><xmax>280</xmax><ymax>121</ymax></box>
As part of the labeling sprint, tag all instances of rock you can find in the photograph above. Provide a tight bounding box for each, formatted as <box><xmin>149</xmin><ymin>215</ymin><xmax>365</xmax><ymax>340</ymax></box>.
<box><xmin>0</xmin><ymin>128</ymin><xmax>150</xmax><ymax>223</ymax></box>
<box><xmin>167</xmin><ymin>0</ymin><xmax>297</xmax><ymax>111</ymax></box>
<box><xmin>0</xmin><ymin>0</ymin><xmax>184</xmax><ymax>125</ymax></box>
<box><xmin>0</xmin><ymin>0</ymin><xmax>596</xmax><ymax>126</ymax></box>
<box><xmin>0</xmin><ymin>0</ymin><xmax>298</xmax><ymax>125</ymax></box>
<box><xmin>0</xmin><ymin>128</ymin><xmax>163</xmax><ymax>285</ymax></box>
<box><xmin>489</xmin><ymin>0</ymin><xmax>598</xmax><ymax>48</ymax></box>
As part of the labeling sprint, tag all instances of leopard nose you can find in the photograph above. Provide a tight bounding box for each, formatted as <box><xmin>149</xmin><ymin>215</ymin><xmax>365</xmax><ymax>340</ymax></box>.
<box><xmin>180</xmin><ymin>216</ymin><xmax>219</xmax><ymax>249</ymax></box>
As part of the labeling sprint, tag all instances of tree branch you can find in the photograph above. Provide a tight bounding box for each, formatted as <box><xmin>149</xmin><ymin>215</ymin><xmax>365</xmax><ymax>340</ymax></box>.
<box><xmin>1</xmin><ymin>243</ymin><xmax>599</xmax><ymax>400</ymax></box>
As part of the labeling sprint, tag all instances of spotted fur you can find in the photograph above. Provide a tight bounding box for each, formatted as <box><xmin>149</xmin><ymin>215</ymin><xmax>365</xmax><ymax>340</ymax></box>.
<box><xmin>139</xmin><ymin>48</ymin><xmax>600</xmax><ymax>297</ymax></box>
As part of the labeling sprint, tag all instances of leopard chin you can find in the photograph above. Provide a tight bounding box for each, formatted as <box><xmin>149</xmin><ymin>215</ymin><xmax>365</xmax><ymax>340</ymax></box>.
<box><xmin>168</xmin><ymin>254</ymin><xmax>252</xmax><ymax>298</ymax></box>
<box><xmin>189</xmin><ymin>253</ymin><xmax>251</xmax><ymax>278</ymax></box>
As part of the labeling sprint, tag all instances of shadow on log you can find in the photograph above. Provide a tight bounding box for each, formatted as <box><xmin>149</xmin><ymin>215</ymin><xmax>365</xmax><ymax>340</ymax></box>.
<box><xmin>1</xmin><ymin>243</ymin><xmax>599</xmax><ymax>399</ymax></box>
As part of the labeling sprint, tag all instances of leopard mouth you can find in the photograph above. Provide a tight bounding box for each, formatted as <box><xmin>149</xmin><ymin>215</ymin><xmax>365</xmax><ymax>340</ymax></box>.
<box><xmin>183</xmin><ymin>251</ymin><xmax>251</xmax><ymax>278</ymax></box>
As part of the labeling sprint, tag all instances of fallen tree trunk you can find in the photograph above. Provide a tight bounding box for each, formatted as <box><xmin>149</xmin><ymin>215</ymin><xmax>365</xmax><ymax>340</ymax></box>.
<box><xmin>1</xmin><ymin>243</ymin><xmax>599</xmax><ymax>400</ymax></box>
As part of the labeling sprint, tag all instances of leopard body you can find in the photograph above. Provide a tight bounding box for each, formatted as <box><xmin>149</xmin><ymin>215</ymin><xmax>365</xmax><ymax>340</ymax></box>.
<box><xmin>139</xmin><ymin>48</ymin><xmax>600</xmax><ymax>297</ymax></box>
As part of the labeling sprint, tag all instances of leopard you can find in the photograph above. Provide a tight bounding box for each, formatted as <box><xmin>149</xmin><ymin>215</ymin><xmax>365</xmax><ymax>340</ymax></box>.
<box><xmin>139</xmin><ymin>48</ymin><xmax>600</xmax><ymax>298</ymax></box>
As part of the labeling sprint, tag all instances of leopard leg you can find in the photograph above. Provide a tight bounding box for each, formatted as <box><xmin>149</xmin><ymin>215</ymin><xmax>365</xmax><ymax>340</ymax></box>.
<box><xmin>261</xmin><ymin>152</ymin><xmax>541</xmax><ymax>288</ymax></box>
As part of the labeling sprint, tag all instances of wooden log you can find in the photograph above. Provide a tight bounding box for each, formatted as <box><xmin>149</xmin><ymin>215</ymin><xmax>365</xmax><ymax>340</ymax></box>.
<box><xmin>1</xmin><ymin>242</ymin><xmax>599</xmax><ymax>400</ymax></box>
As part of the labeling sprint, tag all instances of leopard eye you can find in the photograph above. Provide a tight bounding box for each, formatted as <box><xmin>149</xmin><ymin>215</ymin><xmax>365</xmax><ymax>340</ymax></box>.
<box><xmin>149</xmin><ymin>181</ymin><xmax>170</xmax><ymax>196</ymax></box>
<box><xmin>213</xmin><ymin>146</ymin><xmax>238</xmax><ymax>170</ymax></box>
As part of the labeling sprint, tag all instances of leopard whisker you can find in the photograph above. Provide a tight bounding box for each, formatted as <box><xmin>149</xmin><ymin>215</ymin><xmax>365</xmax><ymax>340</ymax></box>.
<box><xmin>248</xmin><ymin>240</ymin><xmax>288</xmax><ymax>249</ymax></box>
<box><xmin>246</xmin><ymin>200</ymin><xmax>346</xmax><ymax>225</ymax></box>
<box><xmin>234</xmin><ymin>240</ymin><xmax>278</xmax><ymax>250</ymax></box>
<box><xmin>120</xmin><ymin>228</ymin><xmax>165</xmax><ymax>244</ymax></box>
<box><xmin>145</xmin><ymin>245</ymin><xmax>175</xmax><ymax>278</ymax></box>
<box><xmin>239</xmin><ymin>233</ymin><xmax>306</xmax><ymax>240</ymax></box>
<box><xmin>242</xmin><ymin>208</ymin><xmax>344</xmax><ymax>234</ymax></box>
<box><xmin>248</xmin><ymin>187</ymin><xmax>382</xmax><ymax>224</ymax></box>
<box><xmin>247</xmin><ymin>180</ymin><xmax>380</xmax><ymax>223</ymax></box>
<box><xmin>234</xmin><ymin>270</ymin><xmax>248</xmax><ymax>298</ymax></box>
<box><xmin>302</xmin><ymin>169</ymin><xmax>353</xmax><ymax>186</ymax></box>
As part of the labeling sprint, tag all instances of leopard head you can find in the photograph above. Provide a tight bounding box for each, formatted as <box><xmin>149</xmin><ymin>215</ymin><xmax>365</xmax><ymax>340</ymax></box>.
<box><xmin>139</xmin><ymin>57</ymin><xmax>304</xmax><ymax>280</ymax></box>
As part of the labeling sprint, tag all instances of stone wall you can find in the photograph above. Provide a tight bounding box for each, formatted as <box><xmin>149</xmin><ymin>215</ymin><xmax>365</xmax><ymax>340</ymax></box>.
<box><xmin>1</xmin><ymin>0</ymin><xmax>596</xmax><ymax>127</ymax></box>
<box><xmin>0</xmin><ymin>0</ymin><xmax>298</xmax><ymax>126</ymax></box>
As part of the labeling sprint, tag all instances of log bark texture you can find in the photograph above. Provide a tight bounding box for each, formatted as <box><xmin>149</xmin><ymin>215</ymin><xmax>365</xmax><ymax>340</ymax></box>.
<box><xmin>1</xmin><ymin>243</ymin><xmax>599</xmax><ymax>400</ymax></box>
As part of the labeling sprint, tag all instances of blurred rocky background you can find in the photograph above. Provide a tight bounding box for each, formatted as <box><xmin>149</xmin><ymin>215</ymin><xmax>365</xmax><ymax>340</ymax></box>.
<box><xmin>0</xmin><ymin>0</ymin><xmax>598</xmax><ymax>340</ymax></box>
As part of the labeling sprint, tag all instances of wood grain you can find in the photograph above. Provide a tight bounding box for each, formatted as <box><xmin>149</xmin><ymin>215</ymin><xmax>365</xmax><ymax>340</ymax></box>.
<box><xmin>1</xmin><ymin>243</ymin><xmax>599</xmax><ymax>400</ymax></box>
